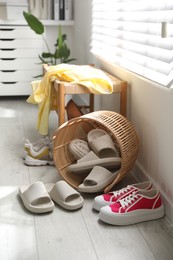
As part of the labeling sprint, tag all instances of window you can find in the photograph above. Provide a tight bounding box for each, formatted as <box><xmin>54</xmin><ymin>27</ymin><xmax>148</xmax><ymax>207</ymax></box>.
<box><xmin>91</xmin><ymin>0</ymin><xmax>173</xmax><ymax>87</ymax></box>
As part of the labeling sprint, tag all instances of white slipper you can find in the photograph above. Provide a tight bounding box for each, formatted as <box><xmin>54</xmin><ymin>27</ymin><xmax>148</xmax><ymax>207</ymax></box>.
<box><xmin>45</xmin><ymin>180</ymin><xmax>84</xmax><ymax>210</ymax></box>
<box><xmin>68</xmin><ymin>139</ymin><xmax>91</xmax><ymax>160</ymax></box>
<box><xmin>68</xmin><ymin>151</ymin><xmax>121</xmax><ymax>174</ymax></box>
<box><xmin>78</xmin><ymin>166</ymin><xmax>119</xmax><ymax>193</ymax></box>
<box><xmin>87</xmin><ymin>129</ymin><xmax>118</xmax><ymax>158</ymax></box>
<box><xmin>19</xmin><ymin>182</ymin><xmax>54</xmax><ymax>213</ymax></box>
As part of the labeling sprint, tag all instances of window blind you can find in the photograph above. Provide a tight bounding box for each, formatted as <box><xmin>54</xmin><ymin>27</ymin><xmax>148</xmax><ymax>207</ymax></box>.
<box><xmin>91</xmin><ymin>0</ymin><xmax>173</xmax><ymax>87</ymax></box>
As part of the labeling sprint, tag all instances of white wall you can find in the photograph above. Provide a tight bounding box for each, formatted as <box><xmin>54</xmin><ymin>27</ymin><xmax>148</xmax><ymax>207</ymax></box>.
<box><xmin>73</xmin><ymin>0</ymin><xmax>173</xmax><ymax>224</ymax></box>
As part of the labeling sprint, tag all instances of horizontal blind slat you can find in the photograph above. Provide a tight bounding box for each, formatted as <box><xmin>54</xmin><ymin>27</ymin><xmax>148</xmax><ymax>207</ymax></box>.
<box><xmin>91</xmin><ymin>0</ymin><xmax>173</xmax><ymax>86</ymax></box>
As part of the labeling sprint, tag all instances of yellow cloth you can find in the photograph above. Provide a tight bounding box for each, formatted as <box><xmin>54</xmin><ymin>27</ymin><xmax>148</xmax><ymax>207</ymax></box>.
<box><xmin>27</xmin><ymin>64</ymin><xmax>113</xmax><ymax>135</ymax></box>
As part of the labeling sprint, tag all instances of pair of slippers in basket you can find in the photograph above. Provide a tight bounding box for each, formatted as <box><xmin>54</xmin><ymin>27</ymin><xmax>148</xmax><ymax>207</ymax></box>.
<box><xmin>68</xmin><ymin>129</ymin><xmax>121</xmax><ymax>193</ymax></box>
<box><xmin>19</xmin><ymin>180</ymin><xmax>84</xmax><ymax>214</ymax></box>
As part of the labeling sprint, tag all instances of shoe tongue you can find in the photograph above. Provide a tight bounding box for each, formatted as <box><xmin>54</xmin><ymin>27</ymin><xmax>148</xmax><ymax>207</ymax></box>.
<box><xmin>137</xmin><ymin>189</ymin><xmax>157</xmax><ymax>198</ymax></box>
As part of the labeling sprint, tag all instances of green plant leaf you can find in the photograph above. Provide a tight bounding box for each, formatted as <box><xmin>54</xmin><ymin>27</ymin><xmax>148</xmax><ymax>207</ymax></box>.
<box><xmin>41</xmin><ymin>52</ymin><xmax>54</xmax><ymax>58</ymax></box>
<box><xmin>58</xmin><ymin>26</ymin><xmax>63</xmax><ymax>48</ymax></box>
<box><xmin>54</xmin><ymin>49</ymin><xmax>60</xmax><ymax>59</ymax></box>
<box><xmin>64</xmin><ymin>47</ymin><xmax>70</xmax><ymax>59</ymax></box>
<box><xmin>23</xmin><ymin>11</ymin><xmax>44</xmax><ymax>35</ymax></box>
<box><xmin>58</xmin><ymin>44</ymin><xmax>70</xmax><ymax>59</ymax></box>
<box><xmin>55</xmin><ymin>34</ymin><xmax>67</xmax><ymax>46</ymax></box>
<box><xmin>38</xmin><ymin>54</ymin><xmax>48</xmax><ymax>64</ymax></box>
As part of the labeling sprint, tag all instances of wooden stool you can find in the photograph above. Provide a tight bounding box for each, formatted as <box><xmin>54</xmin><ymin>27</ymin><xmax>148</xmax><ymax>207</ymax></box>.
<box><xmin>43</xmin><ymin>64</ymin><xmax>127</xmax><ymax>126</ymax></box>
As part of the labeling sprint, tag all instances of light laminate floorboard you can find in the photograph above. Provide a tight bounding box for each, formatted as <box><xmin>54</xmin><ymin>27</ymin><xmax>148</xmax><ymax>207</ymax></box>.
<box><xmin>0</xmin><ymin>97</ymin><xmax>173</xmax><ymax>260</ymax></box>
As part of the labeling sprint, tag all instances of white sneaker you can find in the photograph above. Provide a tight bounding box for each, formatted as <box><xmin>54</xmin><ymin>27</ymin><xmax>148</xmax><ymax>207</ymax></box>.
<box><xmin>24</xmin><ymin>146</ymin><xmax>54</xmax><ymax>166</ymax></box>
<box><xmin>24</xmin><ymin>136</ymin><xmax>52</xmax><ymax>158</ymax></box>
<box><xmin>24</xmin><ymin>137</ymin><xmax>54</xmax><ymax>166</ymax></box>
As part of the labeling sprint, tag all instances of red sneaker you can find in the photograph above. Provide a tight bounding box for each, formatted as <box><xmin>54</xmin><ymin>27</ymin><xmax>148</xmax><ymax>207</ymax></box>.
<box><xmin>93</xmin><ymin>181</ymin><xmax>152</xmax><ymax>211</ymax></box>
<box><xmin>99</xmin><ymin>189</ymin><xmax>164</xmax><ymax>225</ymax></box>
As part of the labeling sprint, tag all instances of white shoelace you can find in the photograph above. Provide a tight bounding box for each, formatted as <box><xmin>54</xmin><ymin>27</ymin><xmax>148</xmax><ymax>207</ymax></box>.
<box><xmin>112</xmin><ymin>185</ymin><xmax>132</xmax><ymax>197</ymax></box>
<box><xmin>44</xmin><ymin>137</ymin><xmax>54</xmax><ymax>159</ymax></box>
<box><xmin>119</xmin><ymin>192</ymin><xmax>138</xmax><ymax>208</ymax></box>
<box><xmin>44</xmin><ymin>137</ymin><xmax>53</xmax><ymax>149</ymax></box>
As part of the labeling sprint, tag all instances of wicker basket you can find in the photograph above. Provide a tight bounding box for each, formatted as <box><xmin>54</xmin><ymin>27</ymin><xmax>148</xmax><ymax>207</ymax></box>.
<box><xmin>52</xmin><ymin>111</ymin><xmax>140</xmax><ymax>193</ymax></box>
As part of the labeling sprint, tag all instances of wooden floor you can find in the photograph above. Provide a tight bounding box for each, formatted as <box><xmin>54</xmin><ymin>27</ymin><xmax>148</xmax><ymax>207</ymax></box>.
<box><xmin>0</xmin><ymin>97</ymin><xmax>173</xmax><ymax>260</ymax></box>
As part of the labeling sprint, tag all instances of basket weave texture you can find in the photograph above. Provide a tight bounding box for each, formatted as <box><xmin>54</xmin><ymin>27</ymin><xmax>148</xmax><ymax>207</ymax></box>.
<box><xmin>52</xmin><ymin>111</ymin><xmax>140</xmax><ymax>193</ymax></box>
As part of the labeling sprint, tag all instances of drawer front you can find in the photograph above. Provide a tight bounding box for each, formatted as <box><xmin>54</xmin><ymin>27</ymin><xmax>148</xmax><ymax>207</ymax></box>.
<box><xmin>0</xmin><ymin>81</ymin><xmax>31</xmax><ymax>96</ymax></box>
<box><xmin>0</xmin><ymin>70</ymin><xmax>42</xmax><ymax>82</ymax></box>
<box><xmin>0</xmin><ymin>48</ymin><xmax>41</xmax><ymax>58</ymax></box>
<box><xmin>0</xmin><ymin>38</ymin><xmax>43</xmax><ymax>49</ymax></box>
<box><xmin>0</xmin><ymin>25</ymin><xmax>43</xmax><ymax>95</ymax></box>
<box><xmin>0</xmin><ymin>26</ymin><xmax>42</xmax><ymax>39</ymax></box>
<box><xmin>0</xmin><ymin>58</ymin><xmax>41</xmax><ymax>70</ymax></box>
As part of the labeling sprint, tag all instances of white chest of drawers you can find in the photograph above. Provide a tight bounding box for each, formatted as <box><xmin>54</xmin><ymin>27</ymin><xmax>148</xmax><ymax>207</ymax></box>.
<box><xmin>0</xmin><ymin>25</ymin><xmax>43</xmax><ymax>96</ymax></box>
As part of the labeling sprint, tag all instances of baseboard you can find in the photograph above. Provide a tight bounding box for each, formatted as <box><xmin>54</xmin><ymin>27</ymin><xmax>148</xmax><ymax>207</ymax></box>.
<box><xmin>132</xmin><ymin>160</ymin><xmax>173</xmax><ymax>226</ymax></box>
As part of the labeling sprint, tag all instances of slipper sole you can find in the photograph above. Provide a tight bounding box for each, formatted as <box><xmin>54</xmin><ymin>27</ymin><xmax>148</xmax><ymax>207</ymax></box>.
<box><xmin>69</xmin><ymin>139</ymin><xmax>91</xmax><ymax>160</ymax></box>
<box><xmin>68</xmin><ymin>157</ymin><xmax>121</xmax><ymax>174</ymax></box>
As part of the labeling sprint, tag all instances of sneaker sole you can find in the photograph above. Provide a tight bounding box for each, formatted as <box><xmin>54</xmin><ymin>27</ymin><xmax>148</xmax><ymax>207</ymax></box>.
<box><xmin>99</xmin><ymin>205</ymin><xmax>164</xmax><ymax>225</ymax></box>
<box><xmin>24</xmin><ymin>155</ymin><xmax>54</xmax><ymax>166</ymax></box>
<box><xmin>23</xmin><ymin>150</ymin><xmax>28</xmax><ymax>160</ymax></box>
